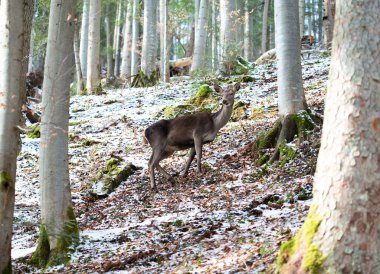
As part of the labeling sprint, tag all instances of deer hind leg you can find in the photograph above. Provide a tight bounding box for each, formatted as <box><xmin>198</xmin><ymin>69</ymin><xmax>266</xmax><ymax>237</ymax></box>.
<box><xmin>183</xmin><ymin>147</ymin><xmax>196</xmax><ymax>177</ymax></box>
<box><xmin>194</xmin><ymin>137</ymin><xmax>203</xmax><ymax>173</ymax></box>
<box><xmin>149</xmin><ymin>147</ymin><xmax>175</xmax><ymax>189</ymax></box>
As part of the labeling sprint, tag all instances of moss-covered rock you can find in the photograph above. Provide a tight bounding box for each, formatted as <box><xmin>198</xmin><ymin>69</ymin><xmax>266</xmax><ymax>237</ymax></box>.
<box><xmin>162</xmin><ymin>104</ymin><xmax>196</xmax><ymax>119</ymax></box>
<box><xmin>27</xmin><ymin>124</ymin><xmax>40</xmax><ymax>139</ymax></box>
<box><xmin>89</xmin><ymin>158</ymin><xmax>138</xmax><ymax>198</ymax></box>
<box><xmin>231</xmin><ymin>101</ymin><xmax>249</xmax><ymax>121</ymax></box>
<box><xmin>276</xmin><ymin>206</ymin><xmax>325</xmax><ymax>273</ymax></box>
<box><xmin>186</xmin><ymin>84</ymin><xmax>219</xmax><ymax>111</ymax></box>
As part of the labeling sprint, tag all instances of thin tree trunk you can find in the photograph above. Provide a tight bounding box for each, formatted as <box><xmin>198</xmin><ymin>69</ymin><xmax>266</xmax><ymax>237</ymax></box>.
<box><xmin>318</xmin><ymin>0</ymin><xmax>323</xmax><ymax>43</ymax></box>
<box><xmin>120</xmin><ymin>0</ymin><xmax>133</xmax><ymax>81</ymax></box>
<box><xmin>86</xmin><ymin>0</ymin><xmax>101</xmax><ymax>93</ymax></box>
<box><xmin>131</xmin><ymin>0</ymin><xmax>140</xmax><ymax>76</ymax></box>
<box><xmin>79</xmin><ymin>0</ymin><xmax>89</xmax><ymax>81</ymax></box>
<box><xmin>211</xmin><ymin>0</ymin><xmax>218</xmax><ymax>70</ymax></box>
<box><xmin>261</xmin><ymin>0</ymin><xmax>270</xmax><ymax>54</ymax></box>
<box><xmin>105</xmin><ymin>3</ymin><xmax>115</xmax><ymax>79</ymax></box>
<box><xmin>279</xmin><ymin>1</ymin><xmax>380</xmax><ymax>272</ymax></box>
<box><xmin>243</xmin><ymin>0</ymin><xmax>252</xmax><ymax>61</ymax></box>
<box><xmin>141</xmin><ymin>0</ymin><xmax>158</xmax><ymax>78</ymax></box>
<box><xmin>299</xmin><ymin>0</ymin><xmax>305</xmax><ymax>37</ymax></box>
<box><xmin>74</xmin><ymin>24</ymin><xmax>85</xmax><ymax>95</ymax></box>
<box><xmin>0</xmin><ymin>0</ymin><xmax>31</xmax><ymax>271</ymax></box>
<box><xmin>219</xmin><ymin>0</ymin><xmax>237</xmax><ymax>73</ymax></box>
<box><xmin>159</xmin><ymin>0</ymin><xmax>169</xmax><ymax>82</ymax></box>
<box><xmin>113</xmin><ymin>0</ymin><xmax>123</xmax><ymax>77</ymax></box>
<box><xmin>323</xmin><ymin>0</ymin><xmax>335</xmax><ymax>48</ymax></box>
<box><xmin>190</xmin><ymin>0</ymin><xmax>208</xmax><ymax>73</ymax></box>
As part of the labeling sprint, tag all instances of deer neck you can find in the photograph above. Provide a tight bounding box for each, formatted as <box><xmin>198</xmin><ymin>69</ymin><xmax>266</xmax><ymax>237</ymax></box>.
<box><xmin>212</xmin><ymin>102</ymin><xmax>234</xmax><ymax>131</ymax></box>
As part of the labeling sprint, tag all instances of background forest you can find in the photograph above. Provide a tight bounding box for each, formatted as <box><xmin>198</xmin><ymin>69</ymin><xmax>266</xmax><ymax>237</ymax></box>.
<box><xmin>0</xmin><ymin>0</ymin><xmax>379</xmax><ymax>273</ymax></box>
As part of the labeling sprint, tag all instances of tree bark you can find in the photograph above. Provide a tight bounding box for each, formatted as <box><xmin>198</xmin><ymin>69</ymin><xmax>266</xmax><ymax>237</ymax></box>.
<box><xmin>261</xmin><ymin>0</ymin><xmax>270</xmax><ymax>54</ymax></box>
<box><xmin>105</xmin><ymin>3</ymin><xmax>115</xmax><ymax>79</ymax></box>
<box><xmin>79</xmin><ymin>0</ymin><xmax>89</xmax><ymax>81</ymax></box>
<box><xmin>299</xmin><ymin>0</ymin><xmax>305</xmax><ymax>37</ymax></box>
<box><xmin>35</xmin><ymin>0</ymin><xmax>79</xmax><ymax>267</ymax></box>
<box><xmin>159</xmin><ymin>0</ymin><xmax>170</xmax><ymax>82</ymax></box>
<box><xmin>120</xmin><ymin>0</ymin><xmax>133</xmax><ymax>81</ymax></box>
<box><xmin>280</xmin><ymin>1</ymin><xmax>380</xmax><ymax>273</ymax></box>
<box><xmin>141</xmin><ymin>0</ymin><xmax>158</xmax><ymax>78</ymax></box>
<box><xmin>323</xmin><ymin>0</ymin><xmax>335</xmax><ymax>48</ymax></box>
<box><xmin>0</xmin><ymin>0</ymin><xmax>31</xmax><ymax>271</ymax></box>
<box><xmin>243</xmin><ymin>0</ymin><xmax>252</xmax><ymax>61</ymax></box>
<box><xmin>113</xmin><ymin>0</ymin><xmax>123</xmax><ymax>77</ymax></box>
<box><xmin>86</xmin><ymin>0</ymin><xmax>101</xmax><ymax>93</ymax></box>
<box><xmin>131</xmin><ymin>0</ymin><xmax>141</xmax><ymax>77</ymax></box>
<box><xmin>219</xmin><ymin>0</ymin><xmax>237</xmax><ymax>73</ymax></box>
<box><xmin>190</xmin><ymin>0</ymin><xmax>208</xmax><ymax>73</ymax></box>
<box><xmin>74</xmin><ymin>24</ymin><xmax>85</xmax><ymax>95</ymax></box>
<box><xmin>211</xmin><ymin>0</ymin><xmax>218</xmax><ymax>70</ymax></box>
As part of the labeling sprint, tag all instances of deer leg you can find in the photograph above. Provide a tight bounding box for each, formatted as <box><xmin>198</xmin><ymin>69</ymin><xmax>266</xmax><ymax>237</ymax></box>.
<box><xmin>183</xmin><ymin>147</ymin><xmax>196</xmax><ymax>177</ymax></box>
<box><xmin>148</xmin><ymin>153</ymin><xmax>157</xmax><ymax>190</ymax></box>
<box><xmin>194</xmin><ymin>137</ymin><xmax>203</xmax><ymax>173</ymax></box>
<box><xmin>156</xmin><ymin>165</ymin><xmax>176</xmax><ymax>185</ymax></box>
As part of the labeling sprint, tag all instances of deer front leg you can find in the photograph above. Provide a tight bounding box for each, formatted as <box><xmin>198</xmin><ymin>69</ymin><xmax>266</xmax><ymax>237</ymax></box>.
<box><xmin>148</xmin><ymin>155</ymin><xmax>157</xmax><ymax>190</ymax></box>
<box><xmin>183</xmin><ymin>147</ymin><xmax>196</xmax><ymax>177</ymax></box>
<box><xmin>156</xmin><ymin>164</ymin><xmax>176</xmax><ymax>186</ymax></box>
<box><xmin>194</xmin><ymin>137</ymin><xmax>203</xmax><ymax>173</ymax></box>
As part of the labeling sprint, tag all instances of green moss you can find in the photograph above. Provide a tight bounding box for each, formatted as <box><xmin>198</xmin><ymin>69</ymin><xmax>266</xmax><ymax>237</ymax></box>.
<box><xmin>131</xmin><ymin>70</ymin><xmax>159</xmax><ymax>88</ymax></box>
<box><xmin>292</xmin><ymin>110</ymin><xmax>316</xmax><ymax>141</ymax></box>
<box><xmin>71</xmin><ymin>107</ymin><xmax>85</xmax><ymax>113</ymax></box>
<box><xmin>257</xmin><ymin>120</ymin><xmax>282</xmax><ymax>150</ymax></box>
<box><xmin>276</xmin><ymin>206</ymin><xmax>325</xmax><ymax>273</ymax></box>
<box><xmin>27</xmin><ymin>125</ymin><xmax>40</xmax><ymax>139</ymax></box>
<box><xmin>279</xmin><ymin>140</ymin><xmax>297</xmax><ymax>166</ymax></box>
<box><xmin>1</xmin><ymin>260</ymin><xmax>11</xmax><ymax>274</ymax></box>
<box><xmin>30</xmin><ymin>224</ymin><xmax>50</xmax><ymax>268</ymax></box>
<box><xmin>69</xmin><ymin>121</ymin><xmax>82</xmax><ymax>126</ymax></box>
<box><xmin>257</xmin><ymin>153</ymin><xmax>270</xmax><ymax>166</ymax></box>
<box><xmin>162</xmin><ymin>105</ymin><xmax>195</xmax><ymax>119</ymax></box>
<box><xmin>238</xmin><ymin>75</ymin><xmax>255</xmax><ymax>83</ymax></box>
<box><xmin>81</xmin><ymin>139</ymin><xmax>99</xmax><ymax>147</ymax></box>
<box><xmin>231</xmin><ymin>101</ymin><xmax>249</xmax><ymax>121</ymax></box>
<box><xmin>0</xmin><ymin>171</ymin><xmax>12</xmax><ymax>192</ymax></box>
<box><xmin>196</xmin><ymin>85</ymin><xmax>213</xmax><ymax>97</ymax></box>
<box><xmin>186</xmin><ymin>85</ymin><xmax>218</xmax><ymax>111</ymax></box>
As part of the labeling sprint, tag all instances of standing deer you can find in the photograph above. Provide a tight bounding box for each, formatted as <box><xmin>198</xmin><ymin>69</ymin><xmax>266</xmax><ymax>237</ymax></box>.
<box><xmin>144</xmin><ymin>82</ymin><xmax>240</xmax><ymax>190</ymax></box>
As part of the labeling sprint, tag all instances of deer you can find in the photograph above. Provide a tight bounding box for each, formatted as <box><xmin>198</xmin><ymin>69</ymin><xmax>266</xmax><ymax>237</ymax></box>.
<box><xmin>144</xmin><ymin>82</ymin><xmax>241</xmax><ymax>190</ymax></box>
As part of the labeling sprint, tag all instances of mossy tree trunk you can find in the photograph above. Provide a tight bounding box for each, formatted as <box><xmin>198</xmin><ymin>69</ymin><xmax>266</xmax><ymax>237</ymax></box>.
<box><xmin>33</xmin><ymin>0</ymin><xmax>79</xmax><ymax>268</ymax></box>
<box><xmin>278</xmin><ymin>1</ymin><xmax>380</xmax><ymax>272</ymax></box>
<box><xmin>0</xmin><ymin>0</ymin><xmax>32</xmax><ymax>272</ymax></box>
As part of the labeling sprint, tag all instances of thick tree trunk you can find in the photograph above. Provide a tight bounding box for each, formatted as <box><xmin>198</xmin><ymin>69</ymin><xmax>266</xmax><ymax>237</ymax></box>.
<box><xmin>159</xmin><ymin>0</ymin><xmax>170</xmax><ymax>82</ymax></box>
<box><xmin>141</xmin><ymin>0</ymin><xmax>158</xmax><ymax>78</ymax></box>
<box><xmin>219</xmin><ymin>0</ymin><xmax>237</xmax><ymax>73</ymax></box>
<box><xmin>299</xmin><ymin>0</ymin><xmax>305</xmax><ymax>37</ymax></box>
<box><xmin>0</xmin><ymin>1</ymin><xmax>30</xmax><ymax>272</ymax></box>
<box><xmin>105</xmin><ymin>3</ymin><xmax>115</xmax><ymax>80</ymax></box>
<box><xmin>79</xmin><ymin>0</ymin><xmax>89</xmax><ymax>81</ymax></box>
<box><xmin>131</xmin><ymin>0</ymin><xmax>140</xmax><ymax>77</ymax></box>
<box><xmin>74</xmin><ymin>24</ymin><xmax>85</xmax><ymax>95</ymax></box>
<box><xmin>33</xmin><ymin>0</ymin><xmax>79</xmax><ymax>268</ymax></box>
<box><xmin>279</xmin><ymin>1</ymin><xmax>380</xmax><ymax>273</ymax></box>
<box><xmin>261</xmin><ymin>0</ymin><xmax>270</xmax><ymax>54</ymax></box>
<box><xmin>120</xmin><ymin>0</ymin><xmax>133</xmax><ymax>81</ymax></box>
<box><xmin>190</xmin><ymin>0</ymin><xmax>208</xmax><ymax>73</ymax></box>
<box><xmin>323</xmin><ymin>0</ymin><xmax>335</xmax><ymax>48</ymax></box>
<box><xmin>86</xmin><ymin>0</ymin><xmax>101</xmax><ymax>93</ymax></box>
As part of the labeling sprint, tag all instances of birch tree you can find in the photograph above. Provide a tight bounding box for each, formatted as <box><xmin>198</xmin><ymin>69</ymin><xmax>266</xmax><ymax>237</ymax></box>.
<box><xmin>0</xmin><ymin>0</ymin><xmax>32</xmax><ymax>271</ymax></box>
<box><xmin>190</xmin><ymin>0</ymin><xmax>208</xmax><ymax>74</ymax></box>
<box><xmin>79</xmin><ymin>0</ymin><xmax>89</xmax><ymax>81</ymax></box>
<box><xmin>141</xmin><ymin>0</ymin><xmax>158</xmax><ymax>80</ymax></box>
<box><xmin>160</xmin><ymin>0</ymin><xmax>170</xmax><ymax>82</ymax></box>
<box><xmin>278</xmin><ymin>1</ymin><xmax>380</xmax><ymax>272</ymax></box>
<box><xmin>31</xmin><ymin>0</ymin><xmax>79</xmax><ymax>268</ymax></box>
<box><xmin>86</xmin><ymin>0</ymin><xmax>101</xmax><ymax>93</ymax></box>
<box><xmin>131</xmin><ymin>0</ymin><xmax>140</xmax><ymax>76</ymax></box>
<box><xmin>120</xmin><ymin>0</ymin><xmax>133</xmax><ymax>82</ymax></box>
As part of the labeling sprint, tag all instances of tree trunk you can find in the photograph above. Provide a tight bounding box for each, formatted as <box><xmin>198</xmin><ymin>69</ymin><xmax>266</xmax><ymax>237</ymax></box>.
<box><xmin>79</xmin><ymin>0</ymin><xmax>89</xmax><ymax>81</ymax></box>
<box><xmin>105</xmin><ymin>3</ymin><xmax>115</xmax><ymax>80</ymax></box>
<box><xmin>159</xmin><ymin>0</ymin><xmax>170</xmax><ymax>82</ymax></box>
<box><xmin>211</xmin><ymin>0</ymin><xmax>218</xmax><ymax>70</ymax></box>
<box><xmin>261</xmin><ymin>0</ymin><xmax>270</xmax><ymax>54</ymax></box>
<box><xmin>243</xmin><ymin>0</ymin><xmax>252</xmax><ymax>61</ymax></box>
<box><xmin>279</xmin><ymin>1</ymin><xmax>380</xmax><ymax>273</ymax></box>
<box><xmin>219</xmin><ymin>0</ymin><xmax>237</xmax><ymax>73</ymax></box>
<box><xmin>299</xmin><ymin>0</ymin><xmax>305</xmax><ymax>37</ymax></box>
<box><xmin>32</xmin><ymin>0</ymin><xmax>79</xmax><ymax>268</ymax></box>
<box><xmin>190</xmin><ymin>0</ymin><xmax>208</xmax><ymax>73</ymax></box>
<box><xmin>120</xmin><ymin>0</ymin><xmax>133</xmax><ymax>81</ymax></box>
<box><xmin>323</xmin><ymin>0</ymin><xmax>335</xmax><ymax>48</ymax></box>
<box><xmin>141</xmin><ymin>0</ymin><xmax>158</xmax><ymax>79</ymax></box>
<box><xmin>113</xmin><ymin>0</ymin><xmax>123</xmax><ymax>77</ymax></box>
<box><xmin>131</xmin><ymin>0</ymin><xmax>140</xmax><ymax>77</ymax></box>
<box><xmin>86</xmin><ymin>0</ymin><xmax>101</xmax><ymax>93</ymax></box>
<box><xmin>0</xmin><ymin>0</ymin><xmax>31</xmax><ymax>271</ymax></box>
<box><xmin>74</xmin><ymin>24</ymin><xmax>85</xmax><ymax>95</ymax></box>
<box><xmin>317</xmin><ymin>0</ymin><xmax>323</xmax><ymax>43</ymax></box>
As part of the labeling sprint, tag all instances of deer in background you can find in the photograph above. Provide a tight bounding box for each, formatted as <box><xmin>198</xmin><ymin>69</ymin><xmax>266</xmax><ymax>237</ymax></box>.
<box><xmin>144</xmin><ymin>82</ymin><xmax>241</xmax><ymax>190</ymax></box>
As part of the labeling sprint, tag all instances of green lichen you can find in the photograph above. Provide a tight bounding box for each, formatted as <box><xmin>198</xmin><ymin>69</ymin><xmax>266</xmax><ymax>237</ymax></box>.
<box><xmin>276</xmin><ymin>206</ymin><xmax>325</xmax><ymax>273</ymax></box>
<box><xmin>0</xmin><ymin>171</ymin><xmax>12</xmax><ymax>192</ymax></box>
<box><xmin>292</xmin><ymin>110</ymin><xmax>316</xmax><ymax>141</ymax></box>
<box><xmin>30</xmin><ymin>224</ymin><xmax>50</xmax><ymax>268</ymax></box>
<box><xmin>27</xmin><ymin>125</ymin><xmax>40</xmax><ymax>139</ymax></box>
<box><xmin>279</xmin><ymin>140</ymin><xmax>297</xmax><ymax>166</ymax></box>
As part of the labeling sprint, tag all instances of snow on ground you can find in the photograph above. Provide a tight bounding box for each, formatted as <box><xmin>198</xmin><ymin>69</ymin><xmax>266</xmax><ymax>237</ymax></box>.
<box><xmin>12</xmin><ymin>54</ymin><xmax>329</xmax><ymax>273</ymax></box>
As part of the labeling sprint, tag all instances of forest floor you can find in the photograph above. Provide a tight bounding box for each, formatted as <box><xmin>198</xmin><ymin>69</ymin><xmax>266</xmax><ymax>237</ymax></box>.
<box><xmin>12</xmin><ymin>53</ymin><xmax>329</xmax><ymax>273</ymax></box>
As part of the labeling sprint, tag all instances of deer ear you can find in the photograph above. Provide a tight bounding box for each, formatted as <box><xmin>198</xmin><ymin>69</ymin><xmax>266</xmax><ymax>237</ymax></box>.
<box><xmin>212</xmin><ymin>82</ymin><xmax>224</xmax><ymax>94</ymax></box>
<box><xmin>234</xmin><ymin>82</ymin><xmax>241</xmax><ymax>92</ymax></box>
